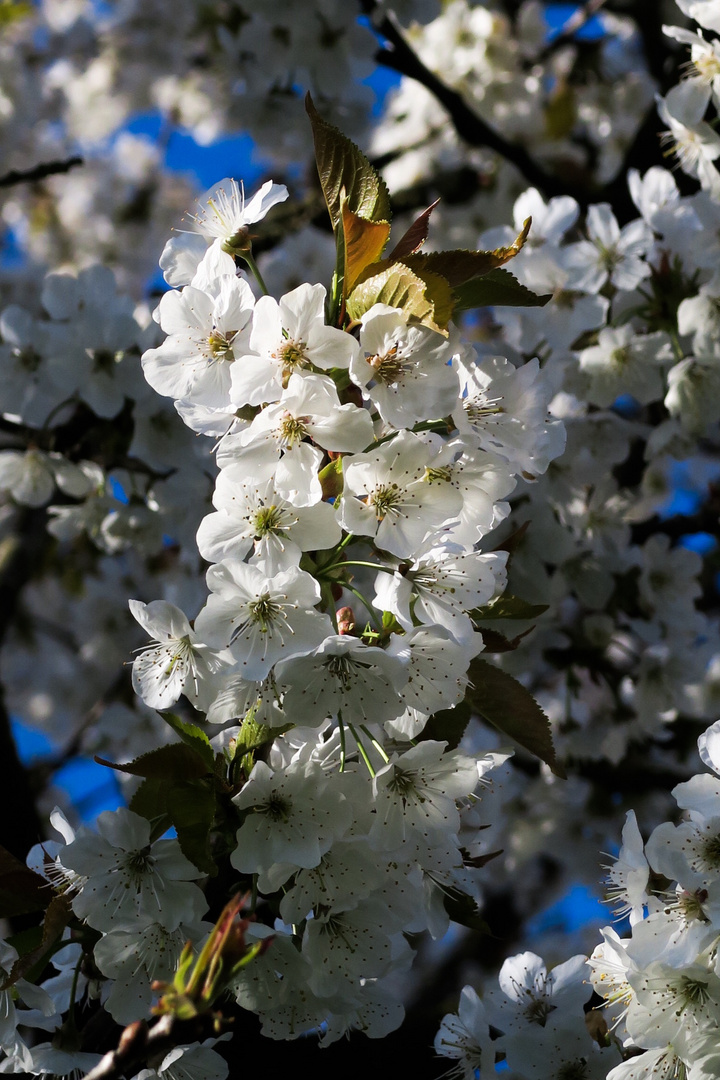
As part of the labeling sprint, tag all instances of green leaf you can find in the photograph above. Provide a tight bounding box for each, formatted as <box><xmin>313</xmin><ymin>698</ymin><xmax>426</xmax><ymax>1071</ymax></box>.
<box><xmin>453</xmin><ymin>267</ymin><xmax>551</xmax><ymax>312</ymax></box>
<box><xmin>474</xmin><ymin>626</ymin><xmax>535</xmax><ymax>653</ymax></box>
<box><xmin>131</xmin><ymin>777</ymin><xmax>219</xmax><ymax>876</ymax></box>
<box><xmin>95</xmin><ymin>742</ymin><xmax>211</xmax><ymax>781</ymax></box>
<box><xmin>305</xmin><ymin>93</ymin><xmax>391</xmax><ymax>228</ymax></box>
<box><xmin>421</xmin><ymin>701</ymin><xmax>472</xmax><ymax>751</ymax></box>
<box><xmin>471</xmin><ymin>595</ymin><xmax>549</xmax><ymax>621</ymax></box>
<box><xmin>167</xmin><ymin>781</ymin><xmax>218</xmax><ymax>876</ymax></box>
<box><xmin>443</xmin><ymin>887</ymin><xmax>490</xmax><ymax>933</ymax></box>
<box><xmin>129</xmin><ymin>777</ymin><xmax>173</xmax><ymax>826</ymax></box>
<box><xmin>466</xmin><ymin>658</ymin><xmax>565</xmax><ymax>778</ymax></box>
<box><xmin>160</xmin><ymin>712</ymin><xmax>215</xmax><ymax>771</ymax></box>
<box><xmin>0</xmin><ymin>846</ymin><xmax>48</xmax><ymax>918</ymax></box>
<box><xmin>346</xmin><ymin>262</ymin><xmax>453</xmax><ymax>332</ymax></box>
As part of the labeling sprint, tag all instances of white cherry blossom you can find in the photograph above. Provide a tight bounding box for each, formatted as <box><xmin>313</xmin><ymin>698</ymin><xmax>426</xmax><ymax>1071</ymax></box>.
<box><xmin>351</xmin><ymin>303</ymin><xmax>460</xmax><ymax>428</ymax></box>
<box><xmin>129</xmin><ymin>599</ymin><xmax>227</xmax><ymax>711</ymax></box>
<box><xmin>194</xmin><ymin>561</ymin><xmax>333</xmax><ymax>680</ymax></box>
<box><xmin>338</xmin><ymin>429</ymin><xmax>462</xmax><ymax>558</ymax></box>
<box><xmin>230</xmin><ymin>283</ymin><xmax>359</xmax><ymax>406</ymax></box>
<box><xmin>62</xmin><ymin>809</ymin><xmax>207</xmax><ymax>932</ymax></box>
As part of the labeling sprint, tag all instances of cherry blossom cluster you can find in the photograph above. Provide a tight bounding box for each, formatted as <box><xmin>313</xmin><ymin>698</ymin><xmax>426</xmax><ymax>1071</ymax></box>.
<box><xmin>658</xmin><ymin>3</ymin><xmax>720</xmax><ymax>202</ymax></box>
<box><xmin>110</xmin><ymin>175</ymin><xmax>563</xmax><ymax>1040</ymax></box>
<box><xmin>2</xmin><ymin>0</ymin><xmax>720</xmax><ymax>1076</ymax></box>
<box><xmin>435</xmin><ymin>718</ymin><xmax>720</xmax><ymax>1080</ymax></box>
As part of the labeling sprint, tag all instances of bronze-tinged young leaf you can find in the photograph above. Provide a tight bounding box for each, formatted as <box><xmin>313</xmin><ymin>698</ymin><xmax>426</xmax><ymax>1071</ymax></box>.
<box><xmin>467</xmin><ymin>658</ymin><xmax>565</xmax><ymax>778</ymax></box>
<box><xmin>403</xmin><ymin>218</ymin><xmax>533</xmax><ymax>286</ymax></box>
<box><xmin>341</xmin><ymin>201</ymin><xmax>391</xmax><ymax>294</ymax></box>
<box><xmin>452</xmin><ymin>268</ymin><xmax>551</xmax><ymax>312</ymax></box>
<box><xmin>387</xmin><ymin>198</ymin><xmax>440</xmax><ymax>260</ymax></box>
<box><xmin>1</xmin><ymin>894</ymin><xmax>73</xmax><ymax>990</ymax></box>
<box><xmin>160</xmin><ymin>712</ymin><xmax>216</xmax><ymax>771</ymax></box>
<box><xmin>471</xmin><ymin>595</ymin><xmax>549</xmax><ymax>621</ymax></box>
<box><xmin>421</xmin><ymin>701</ymin><xmax>472</xmax><ymax>751</ymax></box>
<box><xmin>305</xmin><ymin>94</ymin><xmax>391</xmax><ymax>227</ymax></box>
<box><xmin>95</xmin><ymin>741</ymin><xmax>211</xmax><ymax>781</ymax></box>
<box><xmin>346</xmin><ymin>262</ymin><xmax>453</xmax><ymax>333</ymax></box>
<box><xmin>0</xmin><ymin>846</ymin><xmax>48</xmax><ymax>918</ymax></box>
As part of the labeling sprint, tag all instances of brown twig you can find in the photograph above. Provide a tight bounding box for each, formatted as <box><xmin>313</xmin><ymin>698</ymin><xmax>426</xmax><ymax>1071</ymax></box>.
<box><xmin>81</xmin><ymin>1015</ymin><xmax>219</xmax><ymax>1080</ymax></box>
<box><xmin>0</xmin><ymin>156</ymin><xmax>84</xmax><ymax>189</ymax></box>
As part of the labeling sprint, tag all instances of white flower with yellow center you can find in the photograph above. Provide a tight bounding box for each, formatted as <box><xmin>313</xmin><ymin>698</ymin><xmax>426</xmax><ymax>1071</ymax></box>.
<box><xmin>338</xmin><ymin>430</ymin><xmax>462</xmax><ymax>558</ymax></box>
<box><xmin>351</xmin><ymin>303</ymin><xmax>460</xmax><ymax>428</ymax></box>
<box><xmin>129</xmin><ymin>599</ymin><xmax>227</xmax><ymax>712</ymax></box>
<box><xmin>230</xmin><ymin>282</ymin><xmax>359</xmax><ymax>407</ymax></box>
<box><xmin>142</xmin><ymin>273</ymin><xmax>255</xmax><ymax>409</ymax></box>
<box><xmin>193</xmin><ymin>560</ymin><xmax>333</xmax><ymax>681</ymax></box>
<box><xmin>159</xmin><ymin>178</ymin><xmax>289</xmax><ymax>286</ymax></box>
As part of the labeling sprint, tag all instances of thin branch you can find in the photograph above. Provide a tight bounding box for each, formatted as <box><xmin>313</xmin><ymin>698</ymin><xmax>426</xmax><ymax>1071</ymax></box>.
<box><xmin>361</xmin><ymin>1</ymin><xmax>679</xmax><ymax>223</ymax></box>
<box><xmin>82</xmin><ymin>1015</ymin><xmax>219</xmax><ymax>1080</ymax></box>
<box><xmin>537</xmin><ymin>0</ymin><xmax>608</xmax><ymax>60</ymax></box>
<box><xmin>0</xmin><ymin>156</ymin><xmax>83</xmax><ymax>189</ymax></box>
<box><xmin>363</xmin><ymin>3</ymin><xmax>587</xmax><ymax>203</ymax></box>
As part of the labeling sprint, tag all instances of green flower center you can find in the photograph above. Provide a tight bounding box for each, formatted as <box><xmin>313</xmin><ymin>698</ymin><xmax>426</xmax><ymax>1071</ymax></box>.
<box><xmin>369</xmin><ymin>482</ymin><xmax>402</xmax><ymax>521</ymax></box>
<box><xmin>207</xmin><ymin>329</ymin><xmax>237</xmax><ymax>360</ymax></box>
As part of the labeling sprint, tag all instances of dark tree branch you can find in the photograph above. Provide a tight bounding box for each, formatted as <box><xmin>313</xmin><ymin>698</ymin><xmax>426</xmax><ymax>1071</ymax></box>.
<box><xmin>537</xmin><ymin>0</ymin><xmax>608</xmax><ymax>60</ymax></box>
<box><xmin>363</xmin><ymin>3</ymin><xmax>588</xmax><ymax>203</ymax></box>
<box><xmin>361</xmin><ymin>1</ymin><xmax>683</xmax><ymax>223</ymax></box>
<box><xmin>0</xmin><ymin>512</ymin><xmax>51</xmax><ymax>860</ymax></box>
<box><xmin>0</xmin><ymin>156</ymin><xmax>84</xmax><ymax>189</ymax></box>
